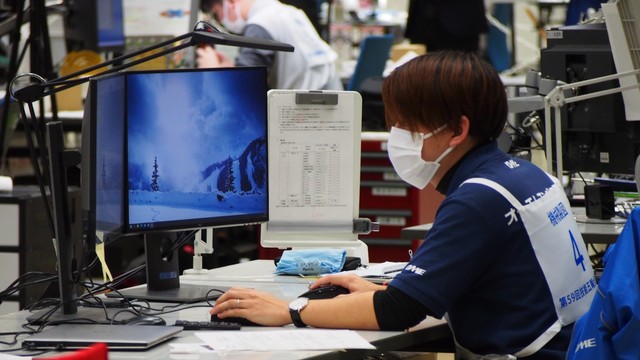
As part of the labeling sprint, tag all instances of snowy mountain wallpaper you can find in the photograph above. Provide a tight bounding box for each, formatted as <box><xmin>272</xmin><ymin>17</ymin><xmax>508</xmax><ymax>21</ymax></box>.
<box><xmin>125</xmin><ymin>68</ymin><xmax>268</xmax><ymax>229</ymax></box>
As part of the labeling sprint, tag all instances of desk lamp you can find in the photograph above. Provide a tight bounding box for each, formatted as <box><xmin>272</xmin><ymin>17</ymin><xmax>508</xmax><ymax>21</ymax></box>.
<box><xmin>9</xmin><ymin>22</ymin><xmax>293</xmax><ymax>322</ymax></box>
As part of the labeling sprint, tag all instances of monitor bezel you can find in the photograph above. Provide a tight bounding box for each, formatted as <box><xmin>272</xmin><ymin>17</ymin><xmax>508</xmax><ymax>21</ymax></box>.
<box><xmin>84</xmin><ymin>72</ymin><xmax>128</xmax><ymax>237</ymax></box>
<box><xmin>86</xmin><ymin>66</ymin><xmax>269</xmax><ymax>236</ymax></box>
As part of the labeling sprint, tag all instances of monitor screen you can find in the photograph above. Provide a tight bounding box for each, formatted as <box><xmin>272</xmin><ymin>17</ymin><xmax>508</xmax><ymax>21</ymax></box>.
<box><xmin>84</xmin><ymin>66</ymin><xmax>269</xmax><ymax>237</ymax></box>
<box><xmin>125</xmin><ymin>68</ymin><xmax>269</xmax><ymax>232</ymax></box>
<box><xmin>82</xmin><ymin>66</ymin><xmax>268</xmax><ymax>303</ymax></box>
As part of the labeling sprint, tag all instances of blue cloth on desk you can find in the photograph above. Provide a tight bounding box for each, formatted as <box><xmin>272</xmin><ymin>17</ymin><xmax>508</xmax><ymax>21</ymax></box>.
<box><xmin>275</xmin><ymin>249</ymin><xmax>346</xmax><ymax>275</ymax></box>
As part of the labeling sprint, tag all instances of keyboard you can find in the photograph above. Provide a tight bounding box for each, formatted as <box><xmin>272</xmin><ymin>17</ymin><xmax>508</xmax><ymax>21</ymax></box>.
<box><xmin>174</xmin><ymin>320</ymin><xmax>241</xmax><ymax>330</ymax></box>
<box><xmin>615</xmin><ymin>201</ymin><xmax>640</xmax><ymax>218</ymax></box>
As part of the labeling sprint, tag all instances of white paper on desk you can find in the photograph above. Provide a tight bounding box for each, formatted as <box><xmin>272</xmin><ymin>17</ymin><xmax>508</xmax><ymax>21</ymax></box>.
<box><xmin>195</xmin><ymin>329</ymin><xmax>375</xmax><ymax>351</ymax></box>
<box><xmin>0</xmin><ymin>355</ymin><xmax>30</xmax><ymax>360</ymax></box>
<box><xmin>336</xmin><ymin>261</ymin><xmax>408</xmax><ymax>277</ymax></box>
<box><xmin>169</xmin><ymin>342</ymin><xmax>215</xmax><ymax>354</ymax></box>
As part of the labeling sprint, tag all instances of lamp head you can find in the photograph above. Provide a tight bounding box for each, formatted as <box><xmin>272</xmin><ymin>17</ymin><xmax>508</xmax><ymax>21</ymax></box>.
<box><xmin>191</xmin><ymin>29</ymin><xmax>294</xmax><ymax>52</ymax></box>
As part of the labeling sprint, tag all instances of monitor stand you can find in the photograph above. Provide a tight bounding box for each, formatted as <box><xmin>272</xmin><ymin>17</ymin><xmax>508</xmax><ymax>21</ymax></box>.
<box><xmin>106</xmin><ymin>232</ymin><xmax>227</xmax><ymax>303</ymax></box>
<box><xmin>27</xmin><ymin>122</ymin><xmax>138</xmax><ymax>325</ymax></box>
<box><xmin>29</xmin><ymin>232</ymin><xmax>224</xmax><ymax>324</ymax></box>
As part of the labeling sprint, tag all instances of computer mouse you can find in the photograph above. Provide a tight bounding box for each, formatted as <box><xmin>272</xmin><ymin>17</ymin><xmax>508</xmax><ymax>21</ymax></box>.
<box><xmin>211</xmin><ymin>314</ymin><xmax>262</xmax><ymax>327</ymax></box>
<box><xmin>122</xmin><ymin>314</ymin><xmax>166</xmax><ymax>326</ymax></box>
<box><xmin>298</xmin><ymin>285</ymin><xmax>350</xmax><ymax>300</ymax></box>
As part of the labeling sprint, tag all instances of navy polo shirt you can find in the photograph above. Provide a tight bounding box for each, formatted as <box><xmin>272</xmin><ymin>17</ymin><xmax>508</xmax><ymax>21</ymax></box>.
<box><xmin>391</xmin><ymin>141</ymin><xmax>573</xmax><ymax>356</ymax></box>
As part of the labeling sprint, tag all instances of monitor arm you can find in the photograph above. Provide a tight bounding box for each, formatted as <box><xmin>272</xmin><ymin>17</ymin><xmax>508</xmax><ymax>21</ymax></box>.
<box><xmin>184</xmin><ymin>229</ymin><xmax>215</xmax><ymax>275</ymax></box>
<box><xmin>543</xmin><ymin>68</ymin><xmax>640</xmax><ymax>177</ymax></box>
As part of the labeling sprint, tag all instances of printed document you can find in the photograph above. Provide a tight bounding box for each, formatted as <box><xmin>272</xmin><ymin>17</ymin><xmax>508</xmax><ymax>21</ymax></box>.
<box><xmin>267</xmin><ymin>92</ymin><xmax>358</xmax><ymax>232</ymax></box>
<box><xmin>195</xmin><ymin>329</ymin><xmax>375</xmax><ymax>351</ymax></box>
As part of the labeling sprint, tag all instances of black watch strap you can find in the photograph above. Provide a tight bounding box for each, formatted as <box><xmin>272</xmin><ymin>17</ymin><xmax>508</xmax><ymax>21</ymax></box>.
<box><xmin>290</xmin><ymin>308</ymin><xmax>307</xmax><ymax>328</ymax></box>
<box><xmin>289</xmin><ymin>297</ymin><xmax>309</xmax><ymax>328</ymax></box>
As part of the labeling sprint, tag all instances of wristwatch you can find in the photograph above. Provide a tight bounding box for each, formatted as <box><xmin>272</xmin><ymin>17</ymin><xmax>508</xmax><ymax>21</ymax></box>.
<box><xmin>288</xmin><ymin>297</ymin><xmax>309</xmax><ymax>327</ymax></box>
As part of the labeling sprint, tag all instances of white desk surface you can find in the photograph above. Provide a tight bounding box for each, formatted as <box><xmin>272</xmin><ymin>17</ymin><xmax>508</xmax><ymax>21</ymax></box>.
<box><xmin>402</xmin><ymin>207</ymin><xmax>623</xmax><ymax>245</ymax></box>
<box><xmin>0</xmin><ymin>260</ymin><xmax>448</xmax><ymax>359</ymax></box>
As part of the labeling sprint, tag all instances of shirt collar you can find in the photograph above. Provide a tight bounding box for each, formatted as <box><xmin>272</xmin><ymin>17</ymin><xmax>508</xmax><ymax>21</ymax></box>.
<box><xmin>435</xmin><ymin>141</ymin><xmax>500</xmax><ymax>195</ymax></box>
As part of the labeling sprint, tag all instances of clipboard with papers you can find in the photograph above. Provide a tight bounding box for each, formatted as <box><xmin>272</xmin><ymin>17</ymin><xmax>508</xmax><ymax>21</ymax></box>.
<box><xmin>260</xmin><ymin>90</ymin><xmax>370</xmax><ymax>262</ymax></box>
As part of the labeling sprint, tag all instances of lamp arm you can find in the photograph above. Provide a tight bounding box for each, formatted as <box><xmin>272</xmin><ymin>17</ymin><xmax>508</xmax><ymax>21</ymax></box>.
<box><xmin>8</xmin><ymin>21</ymin><xmax>294</xmax><ymax>283</ymax></box>
<box><xmin>543</xmin><ymin>68</ymin><xmax>640</xmax><ymax>176</ymax></box>
<box><xmin>12</xmin><ymin>25</ymin><xmax>293</xmax><ymax>104</ymax></box>
<box><xmin>41</xmin><ymin>38</ymin><xmax>194</xmax><ymax>97</ymax></box>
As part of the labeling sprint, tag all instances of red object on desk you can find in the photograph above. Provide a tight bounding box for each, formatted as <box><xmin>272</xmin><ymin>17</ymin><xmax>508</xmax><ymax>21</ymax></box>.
<box><xmin>38</xmin><ymin>342</ymin><xmax>108</xmax><ymax>360</ymax></box>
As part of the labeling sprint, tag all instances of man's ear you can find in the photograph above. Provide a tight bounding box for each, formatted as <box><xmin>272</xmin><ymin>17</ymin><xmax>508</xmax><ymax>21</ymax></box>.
<box><xmin>449</xmin><ymin>115</ymin><xmax>470</xmax><ymax>147</ymax></box>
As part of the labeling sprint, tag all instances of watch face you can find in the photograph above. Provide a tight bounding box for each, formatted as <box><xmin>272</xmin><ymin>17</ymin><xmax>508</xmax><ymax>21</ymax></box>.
<box><xmin>289</xmin><ymin>297</ymin><xmax>309</xmax><ymax>311</ymax></box>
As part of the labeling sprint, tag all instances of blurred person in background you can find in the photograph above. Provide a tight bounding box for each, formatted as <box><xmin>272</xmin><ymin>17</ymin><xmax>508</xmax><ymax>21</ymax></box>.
<box><xmin>404</xmin><ymin>0</ymin><xmax>488</xmax><ymax>53</ymax></box>
<box><xmin>197</xmin><ymin>0</ymin><xmax>341</xmax><ymax>90</ymax></box>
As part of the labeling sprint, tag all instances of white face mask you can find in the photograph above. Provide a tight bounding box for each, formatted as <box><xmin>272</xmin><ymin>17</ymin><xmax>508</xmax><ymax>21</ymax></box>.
<box><xmin>222</xmin><ymin>1</ymin><xmax>246</xmax><ymax>34</ymax></box>
<box><xmin>387</xmin><ymin>126</ymin><xmax>454</xmax><ymax>189</ymax></box>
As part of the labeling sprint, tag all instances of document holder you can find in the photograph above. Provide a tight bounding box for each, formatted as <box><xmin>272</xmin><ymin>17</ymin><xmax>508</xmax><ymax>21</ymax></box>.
<box><xmin>260</xmin><ymin>90</ymin><xmax>369</xmax><ymax>263</ymax></box>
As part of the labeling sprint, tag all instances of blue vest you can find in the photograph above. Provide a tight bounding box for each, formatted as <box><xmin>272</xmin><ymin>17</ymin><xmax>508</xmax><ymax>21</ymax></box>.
<box><xmin>566</xmin><ymin>207</ymin><xmax>640</xmax><ymax>360</ymax></box>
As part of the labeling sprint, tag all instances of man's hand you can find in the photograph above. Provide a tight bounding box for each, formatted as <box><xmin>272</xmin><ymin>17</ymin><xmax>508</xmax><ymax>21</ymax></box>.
<box><xmin>210</xmin><ymin>288</ymin><xmax>291</xmax><ymax>326</ymax></box>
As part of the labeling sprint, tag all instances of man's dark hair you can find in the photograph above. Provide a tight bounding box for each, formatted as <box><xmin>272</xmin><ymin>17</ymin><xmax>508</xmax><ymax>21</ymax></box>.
<box><xmin>383</xmin><ymin>51</ymin><xmax>507</xmax><ymax>141</ymax></box>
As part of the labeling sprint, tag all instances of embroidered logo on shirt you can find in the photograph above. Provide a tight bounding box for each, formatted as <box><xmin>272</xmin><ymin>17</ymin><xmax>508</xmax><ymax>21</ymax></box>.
<box><xmin>574</xmin><ymin>338</ymin><xmax>597</xmax><ymax>352</ymax></box>
<box><xmin>405</xmin><ymin>264</ymin><xmax>426</xmax><ymax>276</ymax></box>
<box><xmin>504</xmin><ymin>159</ymin><xmax>520</xmax><ymax>169</ymax></box>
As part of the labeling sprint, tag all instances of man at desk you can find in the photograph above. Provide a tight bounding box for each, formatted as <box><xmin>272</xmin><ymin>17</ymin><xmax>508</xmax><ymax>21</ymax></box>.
<box><xmin>211</xmin><ymin>51</ymin><xmax>596</xmax><ymax>359</ymax></box>
<box><xmin>197</xmin><ymin>0</ymin><xmax>342</xmax><ymax>90</ymax></box>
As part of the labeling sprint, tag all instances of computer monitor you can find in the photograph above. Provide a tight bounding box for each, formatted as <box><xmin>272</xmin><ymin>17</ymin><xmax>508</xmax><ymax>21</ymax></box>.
<box><xmin>29</xmin><ymin>66</ymin><xmax>268</xmax><ymax>324</ymax></box>
<box><xmin>45</xmin><ymin>121</ymin><xmax>80</xmax><ymax>317</ymax></box>
<box><xmin>64</xmin><ymin>0</ymin><xmax>126</xmax><ymax>53</ymax></box>
<box><xmin>83</xmin><ymin>66</ymin><xmax>268</xmax><ymax>303</ymax></box>
<box><xmin>541</xmin><ymin>23</ymin><xmax>640</xmax><ymax>176</ymax></box>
